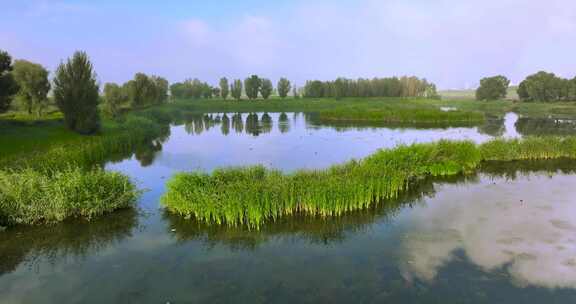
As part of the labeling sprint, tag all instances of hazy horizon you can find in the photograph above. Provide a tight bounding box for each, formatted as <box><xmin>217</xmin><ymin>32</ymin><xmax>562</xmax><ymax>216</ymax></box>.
<box><xmin>2</xmin><ymin>0</ymin><xmax>576</xmax><ymax>89</ymax></box>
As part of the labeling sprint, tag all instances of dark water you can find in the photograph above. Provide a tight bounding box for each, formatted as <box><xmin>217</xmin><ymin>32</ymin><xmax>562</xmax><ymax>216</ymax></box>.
<box><xmin>2</xmin><ymin>112</ymin><xmax>576</xmax><ymax>303</ymax></box>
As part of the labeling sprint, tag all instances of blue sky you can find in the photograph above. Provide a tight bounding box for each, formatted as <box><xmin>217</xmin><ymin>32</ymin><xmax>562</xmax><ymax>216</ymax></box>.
<box><xmin>2</xmin><ymin>0</ymin><xmax>576</xmax><ymax>89</ymax></box>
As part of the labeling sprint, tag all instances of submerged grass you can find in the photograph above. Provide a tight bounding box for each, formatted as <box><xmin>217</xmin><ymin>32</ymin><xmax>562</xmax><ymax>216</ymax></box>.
<box><xmin>162</xmin><ymin>137</ymin><xmax>576</xmax><ymax>229</ymax></box>
<box><xmin>0</xmin><ymin>167</ymin><xmax>140</xmax><ymax>227</ymax></box>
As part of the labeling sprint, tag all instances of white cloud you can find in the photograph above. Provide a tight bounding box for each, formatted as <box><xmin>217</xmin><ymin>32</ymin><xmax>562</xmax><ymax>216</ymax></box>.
<box><xmin>400</xmin><ymin>173</ymin><xmax>576</xmax><ymax>289</ymax></box>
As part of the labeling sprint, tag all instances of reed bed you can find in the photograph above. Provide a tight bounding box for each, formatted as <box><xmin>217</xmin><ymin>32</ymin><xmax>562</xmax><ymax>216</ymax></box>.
<box><xmin>162</xmin><ymin>137</ymin><xmax>576</xmax><ymax>229</ymax></box>
<box><xmin>318</xmin><ymin>108</ymin><xmax>485</xmax><ymax>123</ymax></box>
<box><xmin>0</xmin><ymin>167</ymin><xmax>140</xmax><ymax>226</ymax></box>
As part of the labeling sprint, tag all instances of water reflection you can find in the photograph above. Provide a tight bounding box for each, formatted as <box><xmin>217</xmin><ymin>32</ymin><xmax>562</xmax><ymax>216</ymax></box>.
<box><xmin>0</xmin><ymin>209</ymin><xmax>138</xmax><ymax>277</ymax></box>
<box><xmin>516</xmin><ymin>117</ymin><xmax>576</xmax><ymax>136</ymax></box>
<box><xmin>3</xmin><ymin>163</ymin><xmax>576</xmax><ymax>302</ymax></box>
<box><xmin>401</xmin><ymin>169</ymin><xmax>576</xmax><ymax>289</ymax></box>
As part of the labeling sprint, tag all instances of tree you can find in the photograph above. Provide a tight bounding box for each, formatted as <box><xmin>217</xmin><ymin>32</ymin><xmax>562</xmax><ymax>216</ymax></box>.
<box><xmin>150</xmin><ymin>76</ymin><xmax>168</xmax><ymax>104</ymax></box>
<box><xmin>475</xmin><ymin>75</ymin><xmax>510</xmax><ymax>101</ymax></box>
<box><xmin>126</xmin><ymin>73</ymin><xmax>168</xmax><ymax>107</ymax></box>
<box><xmin>334</xmin><ymin>78</ymin><xmax>347</xmax><ymax>99</ymax></box>
<box><xmin>219</xmin><ymin>77</ymin><xmax>229</xmax><ymax>99</ymax></box>
<box><xmin>293</xmin><ymin>86</ymin><xmax>300</xmax><ymax>99</ymax></box>
<box><xmin>103</xmin><ymin>83</ymin><xmax>125</xmax><ymax>118</ymax></box>
<box><xmin>231</xmin><ymin>79</ymin><xmax>243</xmax><ymax>100</ymax></box>
<box><xmin>244</xmin><ymin>75</ymin><xmax>261</xmax><ymax>100</ymax></box>
<box><xmin>303</xmin><ymin>80</ymin><xmax>325</xmax><ymax>98</ymax></box>
<box><xmin>126</xmin><ymin>73</ymin><xmax>152</xmax><ymax>107</ymax></box>
<box><xmin>53</xmin><ymin>51</ymin><xmax>100</xmax><ymax>134</ymax></box>
<box><xmin>12</xmin><ymin>60</ymin><xmax>51</xmax><ymax>116</ymax></box>
<box><xmin>0</xmin><ymin>50</ymin><xmax>18</xmax><ymax>113</ymax></box>
<box><xmin>277</xmin><ymin>78</ymin><xmax>291</xmax><ymax>99</ymax></box>
<box><xmin>260</xmin><ymin>78</ymin><xmax>273</xmax><ymax>99</ymax></box>
<box><xmin>518</xmin><ymin>71</ymin><xmax>562</xmax><ymax>102</ymax></box>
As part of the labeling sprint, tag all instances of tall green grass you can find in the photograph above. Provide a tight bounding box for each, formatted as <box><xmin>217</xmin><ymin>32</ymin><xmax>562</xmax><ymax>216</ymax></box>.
<box><xmin>162</xmin><ymin>137</ymin><xmax>576</xmax><ymax>229</ymax></box>
<box><xmin>0</xmin><ymin>167</ymin><xmax>140</xmax><ymax>226</ymax></box>
<box><xmin>318</xmin><ymin>108</ymin><xmax>485</xmax><ymax>123</ymax></box>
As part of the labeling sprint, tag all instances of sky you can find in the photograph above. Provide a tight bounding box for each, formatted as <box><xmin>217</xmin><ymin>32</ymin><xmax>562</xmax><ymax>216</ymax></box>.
<box><xmin>1</xmin><ymin>0</ymin><xmax>576</xmax><ymax>89</ymax></box>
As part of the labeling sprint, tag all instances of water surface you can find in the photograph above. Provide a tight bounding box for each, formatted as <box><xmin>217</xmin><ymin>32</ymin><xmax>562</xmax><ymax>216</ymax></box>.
<box><xmin>2</xmin><ymin>112</ymin><xmax>576</xmax><ymax>303</ymax></box>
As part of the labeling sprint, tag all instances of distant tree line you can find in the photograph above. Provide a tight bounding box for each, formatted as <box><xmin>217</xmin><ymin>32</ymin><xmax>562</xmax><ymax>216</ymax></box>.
<box><xmin>170</xmin><ymin>79</ymin><xmax>218</xmax><ymax>99</ymax></box>
<box><xmin>475</xmin><ymin>72</ymin><xmax>576</xmax><ymax>102</ymax></box>
<box><xmin>302</xmin><ymin>77</ymin><xmax>439</xmax><ymax>99</ymax></box>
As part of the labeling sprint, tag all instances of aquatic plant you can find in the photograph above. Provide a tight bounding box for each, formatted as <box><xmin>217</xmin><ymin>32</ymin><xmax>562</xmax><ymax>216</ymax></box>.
<box><xmin>0</xmin><ymin>167</ymin><xmax>140</xmax><ymax>226</ymax></box>
<box><xmin>161</xmin><ymin>137</ymin><xmax>576</xmax><ymax>229</ymax></box>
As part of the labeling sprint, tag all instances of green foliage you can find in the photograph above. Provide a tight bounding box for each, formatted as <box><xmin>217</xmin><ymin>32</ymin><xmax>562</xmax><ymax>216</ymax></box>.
<box><xmin>219</xmin><ymin>77</ymin><xmax>229</xmax><ymax>99</ymax></box>
<box><xmin>304</xmin><ymin>80</ymin><xmax>325</xmax><ymax>98</ymax></box>
<box><xmin>103</xmin><ymin>83</ymin><xmax>125</xmax><ymax>118</ymax></box>
<box><xmin>244</xmin><ymin>75</ymin><xmax>261</xmax><ymax>100</ymax></box>
<box><xmin>260</xmin><ymin>78</ymin><xmax>273</xmax><ymax>99</ymax></box>
<box><xmin>126</xmin><ymin>73</ymin><xmax>168</xmax><ymax>107</ymax></box>
<box><xmin>12</xmin><ymin>60</ymin><xmax>51</xmax><ymax>117</ymax></box>
<box><xmin>475</xmin><ymin>75</ymin><xmax>510</xmax><ymax>101</ymax></box>
<box><xmin>162</xmin><ymin>137</ymin><xmax>576</xmax><ymax>228</ymax></box>
<box><xmin>303</xmin><ymin>76</ymin><xmax>435</xmax><ymax>99</ymax></box>
<box><xmin>170</xmin><ymin>78</ymin><xmax>212</xmax><ymax>100</ymax></box>
<box><xmin>0</xmin><ymin>50</ymin><xmax>19</xmax><ymax>113</ymax></box>
<box><xmin>53</xmin><ymin>51</ymin><xmax>101</xmax><ymax>135</ymax></box>
<box><xmin>231</xmin><ymin>79</ymin><xmax>243</xmax><ymax>100</ymax></box>
<box><xmin>0</xmin><ymin>167</ymin><xmax>139</xmax><ymax>226</ymax></box>
<box><xmin>518</xmin><ymin>71</ymin><xmax>576</xmax><ymax>102</ymax></box>
<box><xmin>277</xmin><ymin>78</ymin><xmax>291</xmax><ymax>98</ymax></box>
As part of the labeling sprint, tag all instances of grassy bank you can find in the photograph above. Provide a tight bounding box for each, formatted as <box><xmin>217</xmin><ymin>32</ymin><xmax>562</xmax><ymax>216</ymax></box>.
<box><xmin>161</xmin><ymin>137</ymin><xmax>576</xmax><ymax>228</ymax></box>
<box><xmin>0</xmin><ymin>106</ymin><xmax>179</xmax><ymax>171</ymax></box>
<box><xmin>0</xmin><ymin>167</ymin><xmax>140</xmax><ymax>227</ymax></box>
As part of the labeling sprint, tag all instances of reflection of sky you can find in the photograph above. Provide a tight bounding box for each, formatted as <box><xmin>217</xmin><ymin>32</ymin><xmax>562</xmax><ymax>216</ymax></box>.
<box><xmin>400</xmin><ymin>173</ymin><xmax>576</xmax><ymax>289</ymax></box>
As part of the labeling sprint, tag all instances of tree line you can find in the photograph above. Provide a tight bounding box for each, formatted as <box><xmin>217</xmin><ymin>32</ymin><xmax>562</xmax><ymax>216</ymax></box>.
<box><xmin>476</xmin><ymin>72</ymin><xmax>576</xmax><ymax>102</ymax></box>
<box><xmin>302</xmin><ymin>77</ymin><xmax>439</xmax><ymax>99</ymax></box>
<box><xmin>171</xmin><ymin>75</ymin><xmax>293</xmax><ymax>101</ymax></box>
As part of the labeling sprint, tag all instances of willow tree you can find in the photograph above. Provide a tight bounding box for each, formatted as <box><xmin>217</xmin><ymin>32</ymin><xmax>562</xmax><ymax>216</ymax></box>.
<box><xmin>277</xmin><ymin>78</ymin><xmax>291</xmax><ymax>99</ymax></box>
<box><xmin>219</xmin><ymin>77</ymin><xmax>229</xmax><ymax>99</ymax></box>
<box><xmin>260</xmin><ymin>78</ymin><xmax>273</xmax><ymax>99</ymax></box>
<box><xmin>0</xmin><ymin>50</ymin><xmax>18</xmax><ymax>113</ymax></box>
<box><xmin>53</xmin><ymin>51</ymin><xmax>100</xmax><ymax>134</ymax></box>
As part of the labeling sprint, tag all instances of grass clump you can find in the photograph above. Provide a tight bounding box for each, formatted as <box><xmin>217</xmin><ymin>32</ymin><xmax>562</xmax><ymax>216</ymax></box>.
<box><xmin>161</xmin><ymin>137</ymin><xmax>576</xmax><ymax>229</ymax></box>
<box><xmin>161</xmin><ymin>141</ymin><xmax>481</xmax><ymax>229</ymax></box>
<box><xmin>0</xmin><ymin>167</ymin><xmax>140</xmax><ymax>226</ymax></box>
